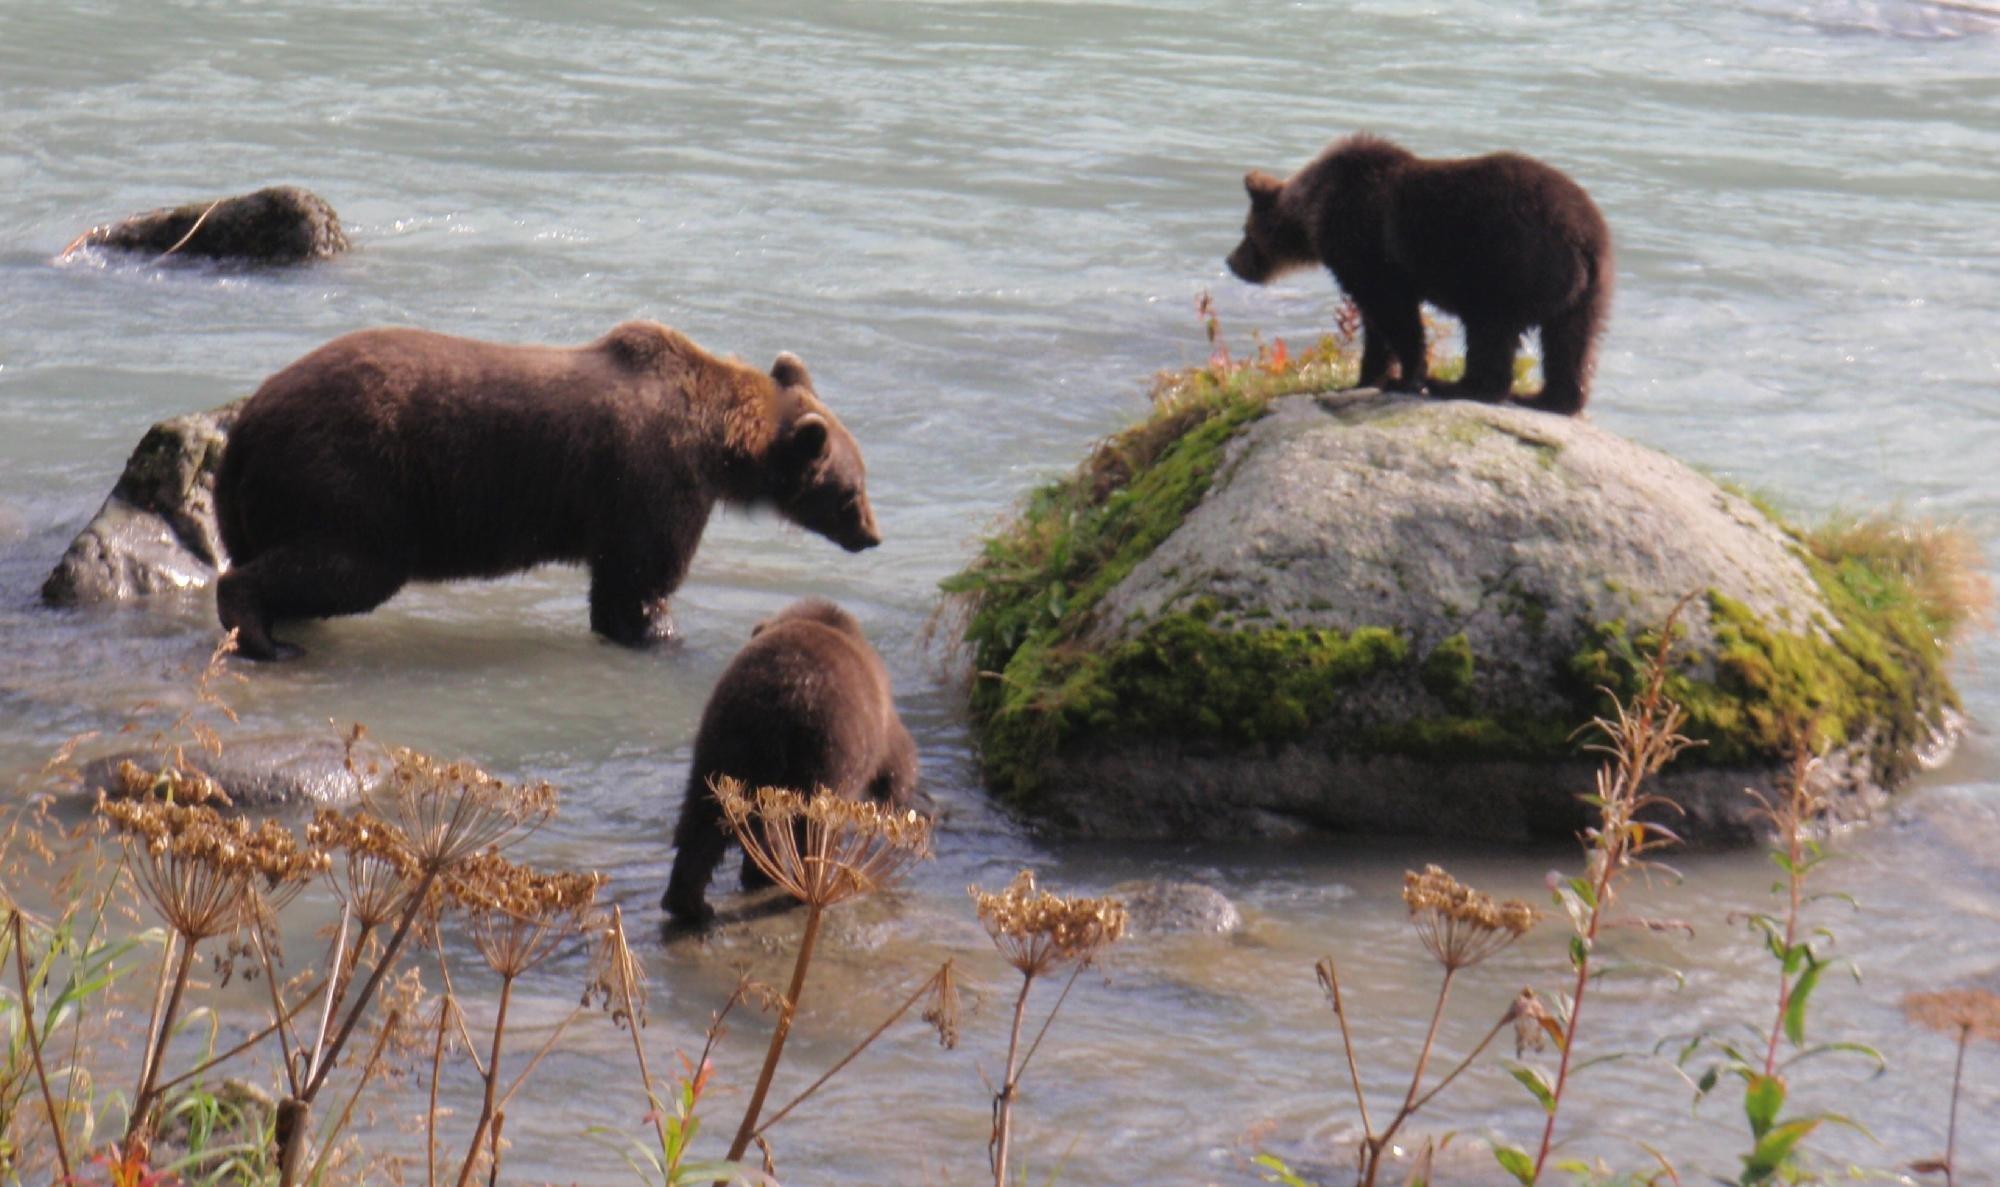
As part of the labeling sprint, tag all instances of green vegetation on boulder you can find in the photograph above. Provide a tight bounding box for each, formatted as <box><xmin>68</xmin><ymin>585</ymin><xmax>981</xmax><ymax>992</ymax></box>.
<box><xmin>943</xmin><ymin>339</ymin><xmax>1982</xmax><ymax>839</ymax></box>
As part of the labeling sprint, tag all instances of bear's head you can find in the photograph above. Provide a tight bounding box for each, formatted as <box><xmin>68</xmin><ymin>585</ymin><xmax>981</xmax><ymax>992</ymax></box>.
<box><xmin>750</xmin><ymin>597</ymin><xmax>864</xmax><ymax>640</ymax></box>
<box><xmin>764</xmin><ymin>354</ymin><xmax>881</xmax><ymax>554</ymax></box>
<box><xmin>1226</xmin><ymin>170</ymin><xmax>1312</xmax><ymax>285</ymax></box>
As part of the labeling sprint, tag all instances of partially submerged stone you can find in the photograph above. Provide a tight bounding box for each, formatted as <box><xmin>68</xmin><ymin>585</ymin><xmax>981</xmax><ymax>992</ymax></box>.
<box><xmin>83</xmin><ymin>732</ymin><xmax>387</xmax><ymax>810</ymax></box>
<box><xmin>67</xmin><ymin>186</ymin><xmax>349</xmax><ymax>265</ymax></box>
<box><xmin>43</xmin><ymin>401</ymin><xmax>239</xmax><ymax>606</ymax></box>
<box><xmin>948</xmin><ymin>388</ymin><xmax>1967</xmax><ymax>843</ymax></box>
<box><xmin>1114</xmin><ymin>880</ymin><xmax>1243</xmax><ymax>935</ymax></box>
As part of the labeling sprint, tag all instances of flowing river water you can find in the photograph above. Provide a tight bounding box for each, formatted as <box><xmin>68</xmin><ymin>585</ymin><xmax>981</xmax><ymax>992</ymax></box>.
<box><xmin>3</xmin><ymin>1</ymin><xmax>1999</xmax><ymax>1181</ymax></box>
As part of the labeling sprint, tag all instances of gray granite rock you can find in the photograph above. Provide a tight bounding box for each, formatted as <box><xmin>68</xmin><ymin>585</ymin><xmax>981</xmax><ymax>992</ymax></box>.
<box><xmin>43</xmin><ymin>401</ymin><xmax>238</xmax><ymax>606</ymax></box>
<box><xmin>1113</xmin><ymin>880</ymin><xmax>1243</xmax><ymax>935</ymax></box>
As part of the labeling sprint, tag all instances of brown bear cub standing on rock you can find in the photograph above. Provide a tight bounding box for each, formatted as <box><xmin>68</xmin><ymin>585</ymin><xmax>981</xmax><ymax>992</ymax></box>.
<box><xmin>1227</xmin><ymin>133</ymin><xmax>1612</xmax><ymax>414</ymax></box>
<box><xmin>214</xmin><ymin>322</ymin><xmax>880</xmax><ymax>660</ymax></box>
<box><xmin>663</xmin><ymin>598</ymin><xmax>918</xmax><ymax>926</ymax></box>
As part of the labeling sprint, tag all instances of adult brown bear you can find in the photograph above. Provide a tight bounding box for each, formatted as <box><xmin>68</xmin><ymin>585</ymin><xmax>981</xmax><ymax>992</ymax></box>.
<box><xmin>1227</xmin><ymin>134</ymin><xmax>1612</xmax><ymax>414</ymax></box>
<box><xmin>663</xmin><ymin>598</ymin><xmax>918</xmax><ymax>926</ymax></box>
<box><xmin>214</xmin><ymin>322</ymin><xmax>880</xmax><ymax>659</ymax></box>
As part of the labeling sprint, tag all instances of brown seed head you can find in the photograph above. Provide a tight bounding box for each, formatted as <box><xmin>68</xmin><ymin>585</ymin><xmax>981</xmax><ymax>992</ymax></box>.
<box><xmin>308</xmin><ymin>808</ymin><xmax>421</xmax><ymax>928</ymax></box>
<box><xmin>374</xmin><ymin>748</ymin><xmax>557</xmax><ymax>872</ymax></box>
<box><xmin>1903</xmin><ymin>988</ymin><xmax>2000</xmax><ymax>1042</ymax></box>
<box><xmin>1403</xmin><ymin>865</ymin><xmax>1537</xmax><ymax>971</ymax></box>
<box><xmin>97</xmin><ymin>794</ymin><xmax>328</xmax><ymax>939</ymax></box>
<box><xmin>713</xmin><ymin>778</ymin><xmax>931</xmax><ymax>908</ymax></box>
<box><xmin>968</xmin><ymin>870</ymin><xmax>1128</xmax><ymax>978</ymax></box>
<box><xmin>444</xmin><ymin>849</ymin><xmax>605</xmax><ymax>978</ymax></box>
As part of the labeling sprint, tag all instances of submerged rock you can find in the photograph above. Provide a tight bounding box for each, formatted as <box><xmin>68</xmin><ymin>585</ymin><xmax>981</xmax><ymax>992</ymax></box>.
<box><xmin>43</xmin><ymin>401</ymin><xmax>238</xmax><ymax>606</ymax></box>
<box><xmin>948</xmin><ymin>388</ymin><xmax>1966</xmax><ymax>843</ymax></box>
<box><xmin>83</xmin><ymin>732</ymin><xmax>386</xmax><ymax>810</ymax></box>
<box><xmin>67</xmin><ymin>186</ymin><xmax>349</xmax><ymax>264</ymax></box>
<box><xmin>1114</xmin><ymin>880</ymin><xmax>1243</xmax><ymax>935</ymax></box>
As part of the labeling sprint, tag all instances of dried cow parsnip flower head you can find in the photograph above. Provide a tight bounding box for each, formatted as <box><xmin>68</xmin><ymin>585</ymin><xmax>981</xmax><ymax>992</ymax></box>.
<box><xmin>969</xmin><ymin>870</ymin><xmax>1128</xmax><ymax>978</ymax></box>
<box><xmin>444</xmin><ymin>849</ymin><xmax>606</xmax><ymax>978</ymax></box>
<box><xmin>308</xmin><ymin>808</ymin><xmax>420</xmax><ymax>928</ymax></box>
<box><xmin>374</xmin><ymin>748</ymin><xmax>557</xmax><ymax>872</ymax></box>
<box><xmin>1403</xmin><ymin>865</ymin><xmax>1537</xmax><ymax>971</ymax></box>
<box><xmin>1903</xmin><ymin>988</ymin><xmax>2000</xmax><ymax>1042</ymax></box>
<box><xmin>98</xmin><ymin>795</ymin><xmax>329</xmax><ymax>940</ymax></box>
<box><xmin>713</xmin><ymin>777</ymin><xmax>931</xmax><ymax>908</ymax></box>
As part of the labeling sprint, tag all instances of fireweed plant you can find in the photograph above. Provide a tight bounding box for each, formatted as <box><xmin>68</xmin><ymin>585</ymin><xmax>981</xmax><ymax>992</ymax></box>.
<box><xmin>968</xmin><ymin>869</ymin><xmax>1128</xmax><ymax>1187</ymax></box>
<box><xmin>1674</xmin><ymin>736</ymin><xmax>1885</xmax><ymax>1186</ymax></box>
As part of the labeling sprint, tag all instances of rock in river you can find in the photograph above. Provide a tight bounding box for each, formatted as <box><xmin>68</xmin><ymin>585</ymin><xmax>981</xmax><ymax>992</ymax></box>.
<box><xmin>43</xmin><ymin>402</ymin><xmax>238</xmax><ymax>606</ymax></box>
<box><xmin>946</xmin><ymin>388</ymin><xmax>1967</xmax><ymax>844</ymax></box>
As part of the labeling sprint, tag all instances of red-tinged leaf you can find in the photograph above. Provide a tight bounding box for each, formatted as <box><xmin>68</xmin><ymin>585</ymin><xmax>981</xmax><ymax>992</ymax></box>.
<box><xmin>1908</xmin><ymin>1157</ymin><xmax>1949</xmax><ymax>1175</ymax></box>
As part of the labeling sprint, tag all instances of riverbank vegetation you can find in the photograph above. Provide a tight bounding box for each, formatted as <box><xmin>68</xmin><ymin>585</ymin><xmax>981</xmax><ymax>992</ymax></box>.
<box><xmin>3</xmin><ymin>607</ymin><xmax>1995</xmax><ymax>1184</ymax></box>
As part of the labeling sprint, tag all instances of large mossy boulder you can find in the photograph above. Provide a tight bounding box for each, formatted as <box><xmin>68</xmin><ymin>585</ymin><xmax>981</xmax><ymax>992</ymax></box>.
<box><xmin>43</xmin><ymin>401</ymin><xmax>239</xmax><ymax>606</ymax></box>
<box><xmin>66</xmin><ymin>186</ymin><xmax>348</xmax><ymax>265</ymax></box>
<box><xmin>945</xmin><ymin>376</ymin><xmax>1973</xmax><ymax>844</ymax></box>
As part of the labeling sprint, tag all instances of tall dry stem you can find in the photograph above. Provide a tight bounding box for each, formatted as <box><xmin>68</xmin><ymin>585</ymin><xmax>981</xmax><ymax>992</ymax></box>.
<box><xmin>1524</xmin><ymin>601</ymin><xmax>1696</xmax><ymax>1184</ymax></box>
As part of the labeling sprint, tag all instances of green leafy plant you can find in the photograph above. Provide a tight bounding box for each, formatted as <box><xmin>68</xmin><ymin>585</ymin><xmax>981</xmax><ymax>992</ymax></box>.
<box><xmin>1676</xmin><ymin>737</ymin><xmax>1881</xmax><ymax>1185</ymax></box>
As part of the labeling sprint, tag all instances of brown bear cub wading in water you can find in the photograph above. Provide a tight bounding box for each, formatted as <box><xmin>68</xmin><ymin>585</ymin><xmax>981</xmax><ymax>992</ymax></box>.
<box><xmin>214</xmin><ymin>322</ymin><xmax>880</xmax><ymax>660</ymax></box>
<box><xmin>663</xmin><ymin>598</ymin><xmax>919</xmax><ymax>926</ymax></box>
<box><xmin>1228</xmin><ymin>133</ymin><xmax>1612</xmax><ymax>414</ymax></box>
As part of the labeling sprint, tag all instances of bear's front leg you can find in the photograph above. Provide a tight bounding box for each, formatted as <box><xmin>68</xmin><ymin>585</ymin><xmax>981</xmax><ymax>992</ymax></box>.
<box><xmin>589</xmin><ymin>585</ymin><xmax>675</xmax><ymax>646</ymax></box>
<box><xmin>588</xmin><ymin>554</ymin><xmax>682</xmax><ymax>646</ymax></box>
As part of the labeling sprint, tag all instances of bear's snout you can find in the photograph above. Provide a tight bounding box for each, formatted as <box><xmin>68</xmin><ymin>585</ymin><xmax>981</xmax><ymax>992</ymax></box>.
<box><xmin>842</xmin><ymin>505</ymin><xmax>882</xmax><ymax>552</ymax></box>
<box><xmin>1226</xmin><ymin>241</ymin><xmax>1265</xmax><ymax>284</ymax></box>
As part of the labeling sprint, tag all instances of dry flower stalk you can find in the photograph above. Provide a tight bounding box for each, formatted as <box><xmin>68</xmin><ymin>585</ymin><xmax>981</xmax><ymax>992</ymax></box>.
<box><xmin>1403</xmin><ymin>865</ymin><xmax>1537</xmax><ymax>971</ymax></box>
<box><xmin>715</xmin><ymin>777</ymin><xmax>931</xmax><ymax>907</ymax></box>
<box><xmin>970</xmin><ymin>871</ymin><xmax>1127</xmax><ymax>1187</ymax></box>
<box><xmin>970</xmin><ymin>870</ymin><xmax>1128</xmax><ymax>977</ymax></box>
<box><xmin>715</xmin><ymin>777</ymin><xmax>932</xmax><ymax>1175</ymax></box>
<box><xmin>98</xmin><ymin>793</ymin><xmax>326</xmax><ymax>1145</ymax></box>
<box><xmin>1903</xmin><ymin>987</ymin><xmax>2000</xmax><ymax>1187</ymax></box>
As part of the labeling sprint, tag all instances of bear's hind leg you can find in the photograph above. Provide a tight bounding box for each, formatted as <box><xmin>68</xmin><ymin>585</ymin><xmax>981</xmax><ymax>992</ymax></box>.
<box><xmin>1519</xmin><ymin>300</ymin><xmax>1598</xmax><ymax>415</ymax></box>
<box><xmin>217</xmin><ymin>542</ymin><xmax>409</xmax><ymax>660</ymax></box>
<box><xmin>1435</xmin><ymin>320</ymin><xmax>1520</xmax><ymax>403</ymax></box>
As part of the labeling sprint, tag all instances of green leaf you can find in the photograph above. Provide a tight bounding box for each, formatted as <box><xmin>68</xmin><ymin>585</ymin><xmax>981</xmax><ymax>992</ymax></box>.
<box><xmin>1741</xmin><ymin>1117</ymin><xmax>1819</xmax><ymax>1181</ymax></box>
<box><xmin>1743</xmin><ymin>1074</ymin><xmax>1785</xmax><ymax>1139</ymax></box>
<box><xmin>1493</xmin><ymin>1143</ymin><xmax>1536</xmax><ymax>1186</ymax></box>
<box><xmin>1569</xmin><ymin>935</ymin><xmax>1589</xmax><ymax>969</ymax></box>
<box><xmin>1253</xmin><ymin>1154</ymin><xmax>1316</xmax><ymax>1187</ymax></box>
<box><xmin>1784</xmin><ymin>961</ymin><xmax>1824</xmax><ymax>1046</ymax></box>
<box><xmin>1509</xmin><ymin>1062</ymin><xmax>1557</xmax><ymax>1114</ymax></box>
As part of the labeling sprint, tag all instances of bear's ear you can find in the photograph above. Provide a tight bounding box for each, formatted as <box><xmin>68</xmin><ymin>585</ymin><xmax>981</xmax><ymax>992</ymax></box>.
<box><xmin>771</xmin><ymin>352</ymin><xmax>812</xmax><ymax>390</ymax></box>
<box><xmin>788</xmin><ymin>412</ymin><xmax>830</xmax><ymax>460</ymax></box>
<box><xmin>1244</xmin><ymin>170</ymin><xmax>1283</xmax><ymax>206</ymax></box>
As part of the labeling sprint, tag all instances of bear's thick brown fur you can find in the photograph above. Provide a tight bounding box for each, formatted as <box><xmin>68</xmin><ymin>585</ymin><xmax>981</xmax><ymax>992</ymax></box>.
<box><xmin>214</xmin><ymin>322</ymin><xmax>880</xmax><ymax>659</ymax></box>
<box><xmin>662</xmin><ymin>598</ymin><xmax>918</xmax><ymax>925</ymax></box>
<box><xmin>1228</xmin><ymin>134</ymin><xmax>1612</xmax><ymax>414</ymax></box>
